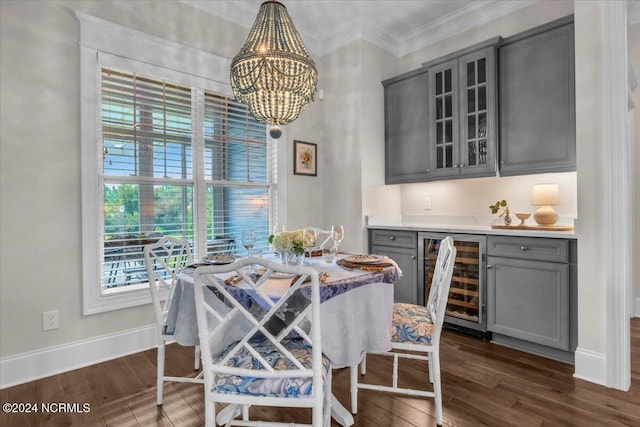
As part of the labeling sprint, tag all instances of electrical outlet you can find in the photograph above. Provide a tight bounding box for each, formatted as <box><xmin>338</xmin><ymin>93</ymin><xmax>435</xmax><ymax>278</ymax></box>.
<box><xmin>43</xmin><ymin>310</ymin><xmax>59</xmax><ymax>331</ymax></box>
<box><xmin>424</xmin><ymin>197</ymin><xmax>432</xmax><ymax>210</ymax></box>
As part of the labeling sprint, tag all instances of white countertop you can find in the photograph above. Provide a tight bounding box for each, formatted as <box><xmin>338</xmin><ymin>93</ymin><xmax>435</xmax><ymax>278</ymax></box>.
<box><xmin>366</xmin><ymin>215</ymin><xmax>577</xmax><ymax>239</ymax></box>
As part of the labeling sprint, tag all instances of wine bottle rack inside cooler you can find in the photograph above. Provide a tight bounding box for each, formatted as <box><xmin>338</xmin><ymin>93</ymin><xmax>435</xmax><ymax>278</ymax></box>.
<box><xmin>419</xmin><ymin>233</ymin><xmax>487</xmax><ymax>334</ymax></box>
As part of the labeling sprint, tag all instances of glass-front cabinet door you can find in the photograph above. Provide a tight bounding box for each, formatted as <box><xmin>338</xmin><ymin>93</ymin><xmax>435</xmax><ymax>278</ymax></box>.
<box><xmin>426</xmin><ymin>41</ymin><xmax>498</xmax><ymax>180</ymax></box>
<box><xmin>458</xmin><ymin>47</ymin><xmax>496</xmax><ymax>176</ymax></box>
<box><xmin>428</xmin><ymin>59</ymin><xmax>459</xmax><ymax>179</ymax></box>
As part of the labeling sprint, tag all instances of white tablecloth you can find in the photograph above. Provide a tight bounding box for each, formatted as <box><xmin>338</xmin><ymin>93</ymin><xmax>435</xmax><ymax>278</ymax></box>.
<box><xmin>163</xmin><ymin>255</ymin><xmax>396</xmax><ymax>368</ymax></box>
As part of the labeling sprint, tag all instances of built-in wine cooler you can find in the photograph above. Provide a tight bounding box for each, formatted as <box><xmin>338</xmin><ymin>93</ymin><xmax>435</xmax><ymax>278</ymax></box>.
<box><xmin>418</xmin><ymin>233</ymin><xmax>488</xmax><ymax>335</ymax></box>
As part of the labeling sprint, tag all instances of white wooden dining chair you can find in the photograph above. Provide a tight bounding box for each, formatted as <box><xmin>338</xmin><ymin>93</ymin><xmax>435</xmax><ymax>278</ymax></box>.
<box><xmin>349</xmin><ymin>236</ymin><xmax>456</xmax><ymax>425</ymax></box>
<box><xmin>144</xmin><ymin>236</ymin><xmax>203</xmax><ymax>405</ymax></box>
<box><xmin>193</xmin><ymin>257</ymin><xmax>332</xmax><ymax>427</ymax></box>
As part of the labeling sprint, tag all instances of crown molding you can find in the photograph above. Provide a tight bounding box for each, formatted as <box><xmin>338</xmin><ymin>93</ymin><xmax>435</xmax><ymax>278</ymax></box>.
<box><xmin>182</xmin><ymin>0</ymin><xmax>542</xmax><ymax>58</ymax></box>
<box><xmin>398</xmin><ymin>0</ymin><xmax>540</xmax><ymax>57</ymax></box>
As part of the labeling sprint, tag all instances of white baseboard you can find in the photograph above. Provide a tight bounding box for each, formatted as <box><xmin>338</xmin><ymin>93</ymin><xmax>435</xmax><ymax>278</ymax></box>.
<box><xmin>635</xmin><ymin>297</ymin><xmax>640</xmax><ymax>317</ymax></box>
<box><xmin>0</xmin><ymin>324</ymin><xmax>157</xmax><ymax>389</ymax></box>
<box><xmin>573</xmin><ymin>347</ymin><xmax>606</xmax><ymax>386</ymax></box>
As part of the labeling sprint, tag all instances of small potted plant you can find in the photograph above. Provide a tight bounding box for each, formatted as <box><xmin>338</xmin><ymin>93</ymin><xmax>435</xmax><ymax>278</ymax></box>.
<box><xmin>490</xmin><ymin>200</ymin><xmax>512</xmax><ymax>225</ymax></box>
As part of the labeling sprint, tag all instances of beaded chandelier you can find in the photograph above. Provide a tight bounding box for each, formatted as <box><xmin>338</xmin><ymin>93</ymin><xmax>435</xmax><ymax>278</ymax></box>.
<box><xmin>230</xmin><ymin>1</ymin><xmax>318</xmax><ymax>139</ymax></box>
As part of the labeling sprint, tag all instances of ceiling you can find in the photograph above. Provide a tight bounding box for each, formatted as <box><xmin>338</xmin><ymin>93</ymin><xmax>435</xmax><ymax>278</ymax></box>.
<box><xmin>183</xmin><ymin>0</ymin><xmax>543</xmax><ymax>57</ymax></box>
<box><xmin>184</xmin><ymin>0</ymin><xmax>640</xmax><ymax>57</ymax></box>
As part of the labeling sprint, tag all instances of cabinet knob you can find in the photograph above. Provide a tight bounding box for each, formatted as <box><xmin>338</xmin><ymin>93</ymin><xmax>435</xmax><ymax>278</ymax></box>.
<box><xmin>389</xmin><ymin>236</ymin><xmax>396</xmax><ymax>241</ymax></box>
<box><xmin>411</xmin><ymin>256</ymin><xmax>416</xmax><ymax>260</ymax></box>
<box><xmin>487</xmin><ymin>264</ymin><xmax>493</xmax><ymax>269</ymax></box>
<box><xmin>459</xmin><ymin>163</ymin><xmax>465</xmax><ymax>168</ymax></box>
<box><xmin>501</xmin><ymin>160</ymin><xmax>506</xmax><ymax>165</ymax></box>
<box><xmin>520</xmin><ymin>246</ymin><xmax>528</xmax><ymax>251</ymax></box>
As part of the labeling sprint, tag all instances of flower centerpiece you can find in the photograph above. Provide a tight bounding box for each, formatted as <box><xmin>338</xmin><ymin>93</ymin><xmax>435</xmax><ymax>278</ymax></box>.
<box><xmin>268</xmin><ymin>229</ymin><xmax>312</xmax><ymax>265</ymax></box>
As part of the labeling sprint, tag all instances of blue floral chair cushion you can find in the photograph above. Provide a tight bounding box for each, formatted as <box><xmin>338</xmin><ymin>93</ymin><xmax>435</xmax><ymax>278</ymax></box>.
<box><xmin>212</xmin><ymin>338</ymin><xmax>330</xmax><ymax>398</ymax></box>
<box><xmin>391</xmin><ymin>303</ymin><xmax>434</xmax><ymax>345</ymax></box>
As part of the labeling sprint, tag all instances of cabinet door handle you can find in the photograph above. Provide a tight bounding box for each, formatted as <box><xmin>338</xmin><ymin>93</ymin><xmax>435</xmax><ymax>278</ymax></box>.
<box><xmin>520</xmin><ymin>246</ymin><xmax>529</xmax><ymax>251</ymax></box>
<box><xmin>487</xmin><ymin>264</ymin><xmax>493</xmax><ymax>269</ymax></box>
<box><xmin>411</xmin><ymin>256</ymin><xmax>416</xmax><ymax>260</ymax></box>
<box><xmin>389</xmin><ymin>236</ymin><xmax>396</xmax><ymax>241</ymax></box>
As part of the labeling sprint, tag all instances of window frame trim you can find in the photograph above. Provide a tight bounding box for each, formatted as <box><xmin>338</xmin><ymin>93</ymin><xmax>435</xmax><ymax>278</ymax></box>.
<box><xmin>77</xmin><ymin>11</ymin><xmax>286</xmax><ymax>315</ymax></box>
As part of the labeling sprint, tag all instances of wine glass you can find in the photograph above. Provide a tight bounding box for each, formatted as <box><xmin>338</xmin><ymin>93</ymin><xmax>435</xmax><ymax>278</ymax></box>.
<box><xmin>303</xmin><ymin>228</ymin><xmax>318</xmax><ymax>264</ymax></box>
<box><xmin>242</xmin><ymin>229</ymin><xmax>256</xmax><ymax>253</ymax></box>
<box><xmin>331</xmin><ymin>225</ymin><xmax>344</xmax><ymax>251</ymax></box>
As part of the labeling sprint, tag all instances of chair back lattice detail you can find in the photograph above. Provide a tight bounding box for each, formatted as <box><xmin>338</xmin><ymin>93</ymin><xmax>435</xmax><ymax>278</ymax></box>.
<box><xmin>144</xmin><ymin>237</ymin><xmax>194</xmax><ymax>331</ymax></box>
<box><xmin>426</xmin><ymin>236</ymin><xmax>456</xmax><ymax>331</ymax></box>
<box><xmin>193</xmin><ymin>258</ymin><xmax>331</xmax><ymax>426</ymax></box>
<box><xmin>193</xmin><ymin>257</ymin><xmax>324</xmax><ymax>391</ymax></box>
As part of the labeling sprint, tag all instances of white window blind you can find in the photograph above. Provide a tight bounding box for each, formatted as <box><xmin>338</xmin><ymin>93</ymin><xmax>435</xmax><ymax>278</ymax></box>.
<box><xmin>100</xmin><ymin>67</ymin><xmax>273</xmax><ymax>291</ymax></box>
<box><xmin>203</xmin><ymin>92</ymin><xmax>273</xmax><ymax>256</ymax></box>
<box><xmin>102</xmin><ymin>68</ymin><xmax>193</xmax><ymax>178</ymax></box>
<box><xmin>101</xmin><ymin>67</ymin><xmax>195</xmax><ymax>289</ymax></box>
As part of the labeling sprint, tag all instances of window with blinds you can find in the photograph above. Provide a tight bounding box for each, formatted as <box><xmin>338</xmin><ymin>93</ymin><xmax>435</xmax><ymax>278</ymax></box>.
<box><xmin>204</xmin><ymin>93</ymin><xmax>272</xmax><ymax>258</ymax></box>
<box><xmin>100</xmin><ymin>67</ymin><xmax>272</xmax><ymax>290</ymax></box>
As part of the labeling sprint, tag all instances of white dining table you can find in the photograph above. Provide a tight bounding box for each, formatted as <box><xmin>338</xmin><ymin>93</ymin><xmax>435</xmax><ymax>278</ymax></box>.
<box><xmin>163</xmin><ymin>253</ymin><xmax>398</xmax><ymax>427</ymax></box>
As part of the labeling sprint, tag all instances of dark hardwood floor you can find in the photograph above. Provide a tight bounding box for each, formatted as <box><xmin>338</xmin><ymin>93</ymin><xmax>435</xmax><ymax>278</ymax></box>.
<box><xmin>2</xmin><ymin>318</ymin><xmax>639</xmax><ymax>426</ymax></box>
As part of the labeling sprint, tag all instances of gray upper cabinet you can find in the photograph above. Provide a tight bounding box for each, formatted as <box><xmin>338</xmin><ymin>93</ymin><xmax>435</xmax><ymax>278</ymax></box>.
<box><xmin>383</xmin><ymin>69</ymin><xmax>430</xmax><ymax>184</ymax></box>
<box><xmin>426</xmin><ymin>40</ymin><xmax>499</xmax><ymax>180</ymax></box>
<box><xmin>499</xmin><ymin>18</ymin><xmax>576</xmax><ymax>175</ymax></box>
<box><xmin>382</xmin><ymin>17</ymin><xmax>575</xmax><ymax>184</ymax></box>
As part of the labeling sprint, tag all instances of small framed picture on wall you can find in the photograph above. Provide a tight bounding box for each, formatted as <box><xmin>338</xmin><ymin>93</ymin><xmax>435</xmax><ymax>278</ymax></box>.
<box><xmin>293</xmin><ymin>140</ymin><xmax>317</xmax><ymax>176</ymax></box>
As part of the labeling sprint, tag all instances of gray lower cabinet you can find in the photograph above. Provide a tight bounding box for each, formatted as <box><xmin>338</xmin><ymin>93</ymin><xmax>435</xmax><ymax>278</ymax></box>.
<box><xmin>369</xmin><ymin>229</ymin><xmax>419</xmax><ymax>304</ymax></box>
<box><xmin>383</xmin><ymin>69</ymin><xmax>430</xmax><ymax>184</ymax></box>
<box><xmin>370</xmin><ymin>228</ymin><xmax>576</xmax><ymax>362</ymax></box>
<box><xmin>499</xmin><ymin>17</ymin><xmax>575</xmax><ymax>175</ymax></box>
<box><xmin>487</xmin><ymin>235</ymin><xmax>574</xmax><ymax>361</ymax></box>
<box><xmin>487</xmin><ymin>257</ymin><xmax>569</xmax><ymax>349</ymax></box>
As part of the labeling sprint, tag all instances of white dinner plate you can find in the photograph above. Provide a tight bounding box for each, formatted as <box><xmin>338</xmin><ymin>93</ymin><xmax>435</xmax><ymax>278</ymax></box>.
<box><xmin>343</xmin><ymin>254</ymin><xmax>388</xmax><ymax>264</ymax></box>
<box><xmin>255</xmin><ymin>268</ymin><xmax>297</xmax><ymax>279</ymax></box>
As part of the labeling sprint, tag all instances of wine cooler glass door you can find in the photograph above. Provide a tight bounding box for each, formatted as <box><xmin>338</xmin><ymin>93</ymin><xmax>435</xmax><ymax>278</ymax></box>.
<box><xmin>422</xmin><ymin>233</ymin><xmax>486</xmax><ymax>333</ymax></box>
